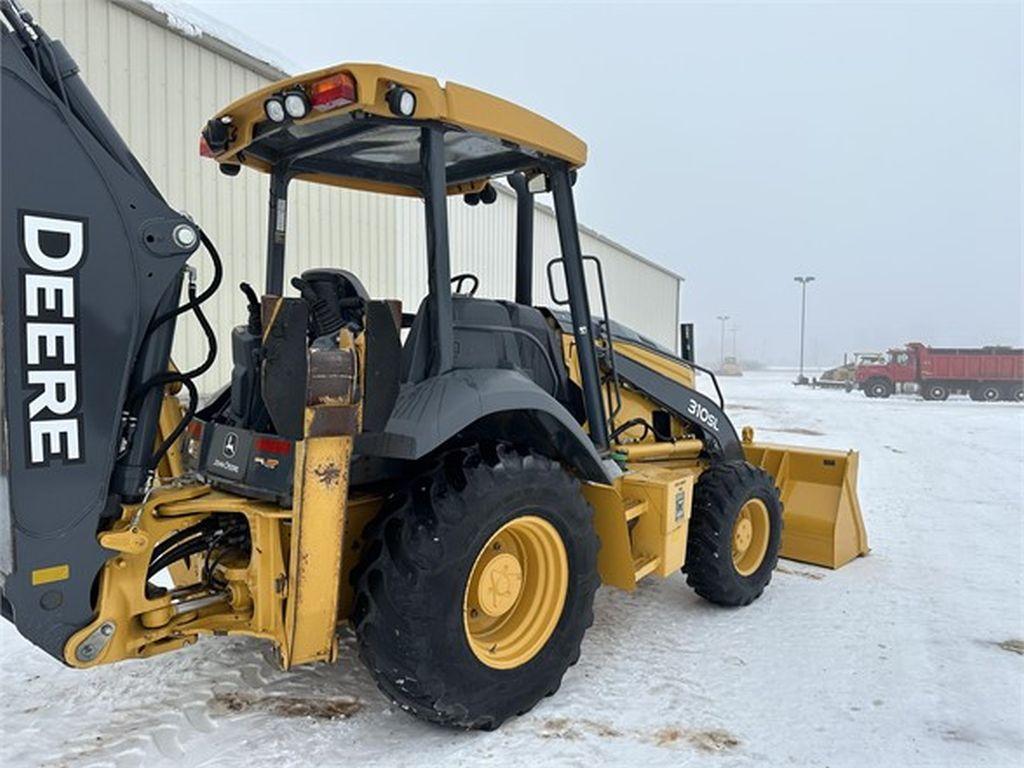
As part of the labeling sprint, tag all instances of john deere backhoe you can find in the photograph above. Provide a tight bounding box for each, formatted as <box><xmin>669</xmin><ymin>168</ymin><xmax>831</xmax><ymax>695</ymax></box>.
<box><xmin>1</xmin><ymin>1</ymin><xmax>868</xmax><ymax>729</ymax></box>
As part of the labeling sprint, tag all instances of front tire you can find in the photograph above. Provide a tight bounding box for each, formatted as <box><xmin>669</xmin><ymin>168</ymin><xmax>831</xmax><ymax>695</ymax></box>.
<box><xmin>351</xmin><ymin>446</ymin><xmax>599</xmax><ymax>730</ymax></box>
<box><xmin>864</xmin><ymin>378</ymin><xmax>893</xmax><ymax>399</ymax></box>
<box><xmin>684</xmin><ymin>461</ymin><xmax>783</xmax><ymax>607</ymax></box>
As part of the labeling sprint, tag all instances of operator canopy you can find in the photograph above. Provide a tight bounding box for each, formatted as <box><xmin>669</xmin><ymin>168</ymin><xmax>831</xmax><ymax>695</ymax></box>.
<box><xmin>201</xmin><ymin>63</ymin><xmax>588</xmax><ymax>196</ymax></box>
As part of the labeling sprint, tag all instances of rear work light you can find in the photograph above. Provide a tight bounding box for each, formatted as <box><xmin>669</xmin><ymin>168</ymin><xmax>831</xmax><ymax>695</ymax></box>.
<box><xmin>283</xmin><ymin>89</ymin><xmax>310</xmax><ymax>119</ymax></box>
<box><xmin>386</xmin><ymin>86</ymin><xmax>416</xmax><ymax>117</ymax></box>
<box><xmin>264</xmin><ymin>96</ymin><xmax>286</xmax><ymax>123</ymax></box>
<box><xmin>309</xmin><ymin>72</ymin><xmax>356</xmax><ymax>112</ymax></box>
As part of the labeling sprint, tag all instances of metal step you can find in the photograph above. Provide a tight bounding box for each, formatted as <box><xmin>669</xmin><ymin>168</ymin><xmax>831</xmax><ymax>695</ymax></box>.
<box><xmin>623</xmin><ymin>496</ymin><xmax>648</xmax><ymax>521</ymax></box>
<box><xmin>633</xmin><ymin>555</ymin><xmax>660</xmax><ymax>581</ymax></box>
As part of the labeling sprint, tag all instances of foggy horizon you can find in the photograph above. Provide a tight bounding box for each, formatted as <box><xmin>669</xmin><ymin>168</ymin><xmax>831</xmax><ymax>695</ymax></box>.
<box><xmin>189</xmin><ymin>0</ymin><xmax>1022</xmax><ymax>368</ymax></box>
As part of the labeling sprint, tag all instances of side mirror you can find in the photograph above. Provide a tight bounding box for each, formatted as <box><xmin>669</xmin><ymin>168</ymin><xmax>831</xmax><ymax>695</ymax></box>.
<box><xmin>545</xmin><ymin>258</ymin><xmax>569</xmax><ymax>306</ymax></box>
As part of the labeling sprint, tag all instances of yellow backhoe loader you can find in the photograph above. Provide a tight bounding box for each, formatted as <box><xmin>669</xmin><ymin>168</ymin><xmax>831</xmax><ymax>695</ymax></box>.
<box><xmin>0</xmin><ymin>1</ymin><xmax>867</xmax><ymax>729</ymax></box>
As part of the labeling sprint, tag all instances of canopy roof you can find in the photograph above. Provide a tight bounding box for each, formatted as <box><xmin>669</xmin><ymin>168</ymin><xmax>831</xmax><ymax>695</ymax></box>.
<box><xmin>204</xmin><ymin>63</ymin><xmax>587</xmax><ymax>196</ymax></box>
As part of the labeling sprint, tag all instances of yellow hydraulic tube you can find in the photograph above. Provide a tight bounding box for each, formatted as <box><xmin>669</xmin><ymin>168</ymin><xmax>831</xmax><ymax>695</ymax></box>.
<box><xmin>615</xmin><ymin>439</ymin><xmax>703</xmax><ymax>461</ymax></box>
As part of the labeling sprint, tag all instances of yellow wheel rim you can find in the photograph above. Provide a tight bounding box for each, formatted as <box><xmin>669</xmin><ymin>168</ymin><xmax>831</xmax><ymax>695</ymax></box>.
<box><xmin>732</xmin><ymin>499</ymin><xmax>770</xmax><ymax>576</ymax></box>
<box><xmin>463</xmin><ymin>515</ymin><xmax>568</xmax><ymax>670</ymax></box>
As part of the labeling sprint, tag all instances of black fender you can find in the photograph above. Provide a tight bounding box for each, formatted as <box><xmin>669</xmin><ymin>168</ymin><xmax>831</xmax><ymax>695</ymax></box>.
<box><xmin>355</xmin><ymin>369</ymin><xmax>614</xmax><ymax>484</ymax></box>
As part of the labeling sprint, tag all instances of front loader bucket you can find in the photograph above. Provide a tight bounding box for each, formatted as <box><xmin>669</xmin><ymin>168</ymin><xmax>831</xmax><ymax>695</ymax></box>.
<box><xmin>742</xmin><ymin>437</ymin><xmax>869</xmax><ymax>569</ymax></box>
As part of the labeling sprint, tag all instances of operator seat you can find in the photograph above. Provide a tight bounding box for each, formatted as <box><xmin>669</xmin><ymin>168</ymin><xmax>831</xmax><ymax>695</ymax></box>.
<box><xmin>400</xmin><ymin>295</ymin><xmax>572</xmax><ymax>405</ymax></box>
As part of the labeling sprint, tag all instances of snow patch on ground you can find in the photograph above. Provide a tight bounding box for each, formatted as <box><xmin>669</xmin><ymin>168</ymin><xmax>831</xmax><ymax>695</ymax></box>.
<box><xmin>1</xmin><ymin>372</ymin><xmax>1021</xmax><ymax>767</ymax></box>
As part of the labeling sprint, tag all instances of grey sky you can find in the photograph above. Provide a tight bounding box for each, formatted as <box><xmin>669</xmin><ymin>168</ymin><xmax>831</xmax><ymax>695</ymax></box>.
<box><xmin>190</xmin><ymin>0</ymin><xmax>1021</xmax><ymax>366</ymax></box>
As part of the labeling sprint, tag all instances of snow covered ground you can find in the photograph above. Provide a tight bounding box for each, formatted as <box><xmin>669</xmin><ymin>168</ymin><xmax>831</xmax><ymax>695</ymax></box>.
<box><xmin>2</xmin><ymin>371</ymin><xmax>1021</xmax><ymax>767</ymax></box>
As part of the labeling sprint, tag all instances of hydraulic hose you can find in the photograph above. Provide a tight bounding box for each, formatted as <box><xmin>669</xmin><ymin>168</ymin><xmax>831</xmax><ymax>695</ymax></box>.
<box><xmin>143</xmin><ymin>283</ymin><xmax>217</xmax><ymax>473</ymax></box>
<box><xmin>147</xmin><ymin>536</ymin><xmax>211</xmax><ymax>579</ymax></box>
<box><xmin>124</xmin><ymin>229</ymin><xmax>223</xmax><ymax>474</ymax></box>
<box><xmin>149</xmin><ymin>517</ymin><xmax>218</xmax><ymax>563</ymax></box>
<box><xmin>147</xmin><ymin>229</ymin><xmax>224</xmax><ymax>334</ymax></box>
<box><xmin>3</xmin><ymin>1</ymin><xmax>69</xmax><ymax>107</ymax></box>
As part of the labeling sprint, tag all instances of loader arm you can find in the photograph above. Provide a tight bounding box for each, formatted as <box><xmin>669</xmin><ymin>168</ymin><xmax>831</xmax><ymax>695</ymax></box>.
<box><xmin>561</xmin><ymin>330</ymin><xmax>869</xmax><ymax>574</ymax></box>
<box><xmin>611</xmin><ymin>351</ymin><xmax>744</xmax><ymax>462</ymax></box>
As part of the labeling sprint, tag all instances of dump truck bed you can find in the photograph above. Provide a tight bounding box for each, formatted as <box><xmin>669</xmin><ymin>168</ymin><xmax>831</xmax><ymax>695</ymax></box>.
<box><xmin>913</xmin><ymin>343</ymin><xmax>1024</xmax><ymax>382</ymax></box>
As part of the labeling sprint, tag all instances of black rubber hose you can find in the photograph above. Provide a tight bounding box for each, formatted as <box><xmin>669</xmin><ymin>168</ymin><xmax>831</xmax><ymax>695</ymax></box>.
<box><xmin>127</xmin><ymin>229</ymin><xmax>222</xmax><ymax>411</ymax></box>
<box><xmin>144</xmin><ymin>279</ymin><xmax>220</xmax><ymax>472</ymax></box>
<box><xmin>37</xmin><ymin>31</ymin><xmax>68</xmax><ymax>107</ymax></box>
<box><xmin>150</xmin><ymin>517</ymin><xmax>218</xmax><ymax>563</ymax></box>
<box><xmin>124</xmin><ymin>279</ymin><xmax>215</xmax><ymax>473</ymax></box>
<box><xmin>177</xmin><ymin>280</ymin><xmax>219</xmax><ymax>380</ymax></box>
<box><xmin>147</xmin><ymin>516</ymin><xmax>245</xmax><ymax>579</ymax></box>
<box><xmin>151</xmin><ymin>528</ymin><xmax>203</xmax><ymax>564</ymax></box>
<box><xmin>123</xmin><ymin>228</ymin><xmax>222</xmax><ymax>473</ymax></box>
<box><xmin>147</xmin><ymin>536</ymin><xmax>212</xmax><ymax>579</ymax></box>
<box><xmin>146</xmin><ymin>377</ymin><xmax>198</xmax><ymax>472</ymax></box>
<box><xmin>147</xmin><ymin>229</ymin><xmax>223</xmax><ymax>334</ymax></box>
<box><xmin>128</xmin><ymin>288</ymin><xmax>216</xmax><ymax>414</ymax></box>
<box><xmin>2</xmin><ymin>2</ymin><xmax>42</xmax><ymax>73</ymax></box>
<box><xmin>609</xmin><ymin>417</ymin><xmax>652</xmax><ymax>443</ymax></box>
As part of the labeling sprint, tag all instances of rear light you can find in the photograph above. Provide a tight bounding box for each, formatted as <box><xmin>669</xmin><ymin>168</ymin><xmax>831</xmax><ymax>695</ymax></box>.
<box><xmin>186</xmin><ymin>420</ymin><xmax>204</xmax><ymax>459</ymax></box>
<box><xmin>310</xmin><ymin>72</ymin><xmax>356</xmax><ymax>112</ymax></box>
<box><xmin>283</xmin><ymin>89</ymin><xmax>310</xmax><ymax>119</ymax></box>
<box><xmin>255</xmin><ymin>436</ymin><xmax>292</xmax><ymax>456</ymax></box>
<box><xmin>264</xmin><ymin>96</ymin><xmax>286</xmax><ymax>123</ymax></box>
<box><xmin>386</xmin><ymin>86</ymin><xmax>416</xmax><ymax>117</ymax></box>
<box><xmin>201</xmin><ymin>117</ymin><xmax>232</xmax><ymax>157</ymax></box>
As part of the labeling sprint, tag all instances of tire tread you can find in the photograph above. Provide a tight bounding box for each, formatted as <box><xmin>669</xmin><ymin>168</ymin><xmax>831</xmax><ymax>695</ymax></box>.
<box><xmin>351</xmin><ymin>445</ymin><xmax>598</xmax><ymax>729</ymax></box>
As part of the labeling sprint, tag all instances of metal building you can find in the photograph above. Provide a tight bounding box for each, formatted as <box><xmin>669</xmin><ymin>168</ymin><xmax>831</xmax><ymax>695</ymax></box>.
<box><xmin>21</xmin><ymin>0</ymin><xmax>683</xmax><ymax>388</ymax></box>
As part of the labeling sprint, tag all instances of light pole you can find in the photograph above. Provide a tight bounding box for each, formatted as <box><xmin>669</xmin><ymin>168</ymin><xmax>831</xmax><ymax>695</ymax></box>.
<box><xmin>729</xmin><ymin>325</ymin><xmax>739</xmax><ymax>358</ymax></box>
<box><xmin>794</xmin><ymin>276</ymin><xmax>815</xmax><ymax>384</ymax></box>
<box><xmin>716</xmin><ymin>315</ymin><xmax>729</xmax><ymax>369</ymax></box>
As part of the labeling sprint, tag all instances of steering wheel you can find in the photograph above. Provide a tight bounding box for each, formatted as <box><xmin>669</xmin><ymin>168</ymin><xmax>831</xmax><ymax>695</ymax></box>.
<box><xmin>451</xmin><ymin>273</ymin><xmax>479</xmax><ymax>296</ymax></box>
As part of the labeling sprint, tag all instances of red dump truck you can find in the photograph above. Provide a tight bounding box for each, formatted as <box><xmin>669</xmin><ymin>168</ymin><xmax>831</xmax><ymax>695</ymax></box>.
<box><xmin>855</xmin><ymin>342</ymin><xmax>1024</xmax><ymax>401</ymax></box>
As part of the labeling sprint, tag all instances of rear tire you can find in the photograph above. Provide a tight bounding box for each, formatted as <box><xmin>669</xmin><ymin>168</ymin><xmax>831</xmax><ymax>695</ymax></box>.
<box><xmin>351</xmin><ymin>445</ymin><xmax>599</xmax><ymax>730</ymax></box>
<box><xmin>923</xmin><ymin>383</ymin><xmax>949</xmax><ymax>401</ymax></box>
<box><xmin>684</xmin><ymin>460</ymin><xmax>783</xmax><ymax>607</ymax></box>
<box><xmin>974</xmin><ymin>383</ymin><xmax>1001</xmax><ymax>402</ymax></box>
<box><xmin>1009</xmin><ymin>384</ymin><xmax>1024</xmax><ymax>402</ymax></box>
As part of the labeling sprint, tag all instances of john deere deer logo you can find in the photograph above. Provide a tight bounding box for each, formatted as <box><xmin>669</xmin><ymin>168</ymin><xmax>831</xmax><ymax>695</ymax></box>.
<box><xmin>223</xmin><ymin>432</ymin><xmax>238</xmax><ymax>459</ymax></box>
